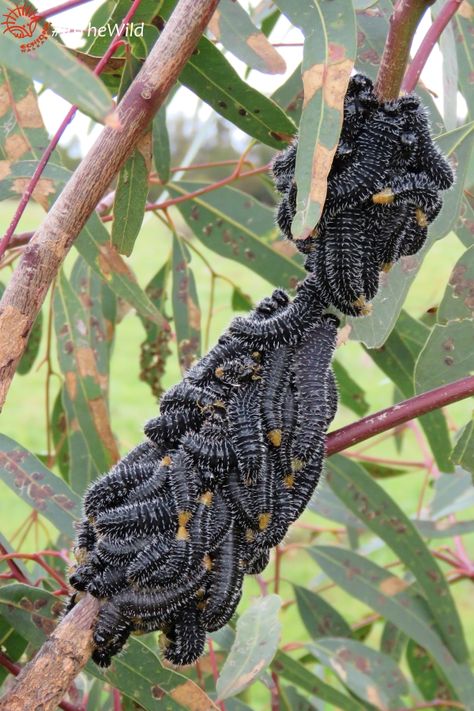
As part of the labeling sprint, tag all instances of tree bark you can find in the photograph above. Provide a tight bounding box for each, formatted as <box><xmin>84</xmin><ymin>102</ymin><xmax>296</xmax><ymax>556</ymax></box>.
<box><xmin>0</xmin><ymin>0</ymin><xmax>220</xmax><ymax>411</ymax></box>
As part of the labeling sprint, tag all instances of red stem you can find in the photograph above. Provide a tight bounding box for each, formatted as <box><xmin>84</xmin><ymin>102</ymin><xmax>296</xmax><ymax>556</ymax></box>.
<box><xmin>112</xmin><ymin>688</ymin><xmax>122</xmax><ymax>711</ymax></box>
<box><xmin>37</xmin><ymin>0</ymin><xmax>95</xmax><ymax>19</ymax></box>
<box><xmin>0</xmin><ymin>544</ymin><xmax>29</xmax><ymax>585</ymax></box>
<box><xmin>0</xmin><ymin>0</ymin><xmax>144</xmax><ymax>260</ymax></box>
<box><xmin>326</xmin><ymin>376</ymin><xmax>474</xmax><ymax>456</ymax></box>
<box><xmin>0</xmin><ymin>652</ymin><xmax>83</xmax><ymax>711</ymax></box>
<box><xmin>402</xmin><ymin>0</ymin><xmax>463</xmax><ymax>92</ymax></box>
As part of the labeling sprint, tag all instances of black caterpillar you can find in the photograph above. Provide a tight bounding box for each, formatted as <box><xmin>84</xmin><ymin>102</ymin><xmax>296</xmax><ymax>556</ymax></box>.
<box><xmin>68</xmin><ymin>74</ymin><xmax>452</xmax><ymax>668</ymax></box>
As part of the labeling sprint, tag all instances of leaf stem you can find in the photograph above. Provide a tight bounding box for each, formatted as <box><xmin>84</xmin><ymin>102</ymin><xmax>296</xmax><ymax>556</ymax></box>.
<box><xmin>402</xmin><ymin>0</ymin><xmax>464</xmax><ymax>92</ymax></box>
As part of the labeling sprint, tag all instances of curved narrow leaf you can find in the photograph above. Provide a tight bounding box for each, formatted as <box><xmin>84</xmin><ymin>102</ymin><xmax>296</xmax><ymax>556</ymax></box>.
<box><xmin>216</xmin><ymin>595</ymin><xmax>281</xmax><ymax>700</ymax></box>
<box><xmin>0</xmin><ymin>583</ymin><xmax>216</xmax><ymax>711</ymax></box>
<box><xmin>271</xmin><ymin>651</ymin><xmax>365</xmax><ymax>711</ymax></box>
<box><xmin>309</xmin><ymin>637</ymin><xmax>409</xmax><ymax>709</ymax></box>
<box><xmin>0</xmin><ymin>615</ymin><xmax>27</xmax><ymax>685</ymax></box>
<box><xmin>0</xmin><ymin>0</ymin><xmax>113</xmax><ymax>122</ymax></box>
<box><xmin>333</xmin><ymin>360</ymin><xmax>369</xmax><ymax>417</ymax></box>
<box><xmin>171</xmin><ymin>182</ymin><xmax>306</xmax><ymax>289</ymax></box>
<box><xmin>380</xmin><ymin>621</ymin><xmax>405</xmax><ymax>662</ymax></box>
<box><xmin>272</xmin><ymin>63</ymin><xmax>304</xmax><ymax>125</ymax></box>
<box><xmin>153</xmin><ymin>105</ymin><xmax>171</xmax><ymax>184</ymax></box>
<box><xmin>414</xmin><ymin>320</ymin><xmax>474</xmax><ymax>392</ymax></box>
<box><xmin>429</xmin><ymin>468</ymin><xmax>474</xmax><ymax>519</ymax></box>
<box><xmin>51</xmin><ymin>389</ymin><xmax>70</xmax><ymax>479</ymax></box>
<box><xmin>54</xmin><ymin>269</ymin><xmax>119</xmax><ymax>493</ymax></box>
<box><xmin>364</xmin><ymin>310</ymin><xmax>452</xmax><ymax>472</ymax></box>
<box><xmin>438</xmin><ymin>244</ymin><xmax>474</xmax><ymax>324</ymax></box>
<box><xmin>293</xmin><ymin>585</ymin><xmax>352</xmax><ymax>640</ymax></box>
<box><xmin>172</xmin><ymin>236</ymin><xmax>201</xmax><ymax>373</ymax></box>
<box><xmin>413</xmin><ymin>518</ymin><xmax>474</xmax><ymax>539</ymax></box>
<box><xmin>274</xmin><ymin>0</ymin><xmax>356</xmax><ymax>238</ymax></box>
<box><xmin>454</xmin><ymin>2</ymin><xmax>474</xmax><ymax>118</ymax></box>
<box><xmin>309</xmin><ymin>546</ymin><xmax>474</xmax><ymax>708</ymax></box>
<box><xmin>451</xmin><ymin>417</ymin><xmax>474</xmax><ymax>477</ymax></box>
<box><xmin>0</xmin><ymin>435</ymin><xmax>81</xmax><ymax>537</ymax></box>
<box><xmin>17</xmin><ymin>309</ymin><xmax>42</xmax><ymax>375</ymax></box>
<box><xmin>309</xmin><ymin>481</ymin><xmax>366</xmax><ymax>531</ymax></box>
<box><xmin>406</xmin><ymin>639</ymin><xmax>458</xmax><ymax>707</ymax></box>
<box><xmin>209</xmin><ymin>0</ymin><xmax>286</xmax><ymax>75</ymax></box>
<box><xmin>350</xmin><ymin>122</ymin><xmax>474</xmax><ymax>347</ymax></box>
<box><xmin>326</xmin><ymin>455</ymin><xmax>469</xmax><ymax>663</ymax></box>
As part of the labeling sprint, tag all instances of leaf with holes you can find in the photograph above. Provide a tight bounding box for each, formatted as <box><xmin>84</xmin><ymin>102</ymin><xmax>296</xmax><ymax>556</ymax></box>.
<box><xmin>216</xmin><ymin>595</ymin><xmax>281</xmax><ymax>700</ymax></box>
<box><xmin>53</xmin><ymin>269</ymin><xmax>119</xmax><ymax>493</ymax></box>
<box><xmin>172</xmin><ymin>236</ymin><xmax>201</xmax><ymax>373</ymax></box>
<box><xmin>309</xmin><ymin>637</ymin><xmax>409</xmax><ymax>709</ymax></box>
<box><xmin>171</xmin><ymin>182</ymin><xmax>305</xmax><ymax>290</ymax></box>
<box><xmin>0</xmin><ymin>436</ymin><xmax>80</xmax><ymax>537</ymax></box>
<box><xmin>274</xmin><ymin>0</ymin><xmax>356</xmax><ymax>239</ymax></box>
<box><xmin>209</xmin><ymin>0</ymin><xmax>286</xmax><ymax>75</ymax></box>
<box><xmin>350</xmin><ymin>122</ymin><xmax>474</xmax><ymax>348</ymax></box>
<box><xmin>309</xmin><ymin>545</ymin><xmax>474</xmax><ymax>708</ymax></box>
<box><xmin>327</xmin><ymin>455</ymin><xmax>469</xmax><ymax>663</ymax></box>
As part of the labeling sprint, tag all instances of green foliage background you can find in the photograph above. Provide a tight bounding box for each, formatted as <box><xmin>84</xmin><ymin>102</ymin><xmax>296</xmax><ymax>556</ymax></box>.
<box><xmin>0</xmin><ymin>0</ymin><xmax>473</xmax><ymax>709</ymax></box>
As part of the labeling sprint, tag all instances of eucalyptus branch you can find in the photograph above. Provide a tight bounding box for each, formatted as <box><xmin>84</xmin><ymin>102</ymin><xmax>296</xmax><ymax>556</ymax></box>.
<box><xmin>375</xmin><ymin>0</ymin><xmax>436</xmax><ymax>100</ymax></box>
<box><xmin>0</xmin><ymin>0</ymin><xmax>220</xmax><ymax>411</ymax></box>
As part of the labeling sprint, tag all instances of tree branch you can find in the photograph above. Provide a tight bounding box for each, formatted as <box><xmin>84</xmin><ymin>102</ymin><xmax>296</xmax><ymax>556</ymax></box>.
<box><xmin>326</xmin><ymin>376</ymin><xmax>474</xmax><ymax>456</ymax></box>
<box><xmin>0</xmin><ymin>0</ymin><xmax>220</xmax><ymax>412</ymax></box>
<box><xmin>374</xmin><ymin>0</ymin><xmax>436</xmax><ymax>100</ymax></box>
<box><xmin>401</xmin><ymin>0</ymin><xmax>464</xmax><ymax>93</ymax></box>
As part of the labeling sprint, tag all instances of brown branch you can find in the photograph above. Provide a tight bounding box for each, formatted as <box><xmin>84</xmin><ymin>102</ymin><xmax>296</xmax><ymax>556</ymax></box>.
<box><xmin>374</xmin><ymin>0</ymin><xmax>436</xmax><ymax>100</ymax></box>
<box><xmin>0</xmin><ymin>594</ymin><xmax>98</xmax><ymax>711</ymax></box>
<box><xmin>0</xmin><ymin>0</ymin><xmax>220</xmax><ymax>412</ymax></box>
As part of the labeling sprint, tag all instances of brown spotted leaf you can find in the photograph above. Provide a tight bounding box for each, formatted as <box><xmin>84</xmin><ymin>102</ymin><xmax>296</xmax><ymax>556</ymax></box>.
<box><xmin>274</xmin><ymin>0</ymin><xmax>356</xmax><ymax>239</ymax></box>
<box><xmin>326</xmin><ymin>455</ymin><xmax>469</xmax><ymax>664</ymax></box>
<box><xmin>209</xmin><ymin>0</ymin><xmax>286</xmax><ymax>74</ymax></box>
<box><xmin>172</xmin><ymin>236</ymin><xmax>201</xmax><ymax>374</ymax></box>
<box><xmin>53</xmin><ymin>268</ymin><xmax>119</xmax><ymax>494</ymax></box>
<box><xmin>406</xmin><ymin>640</ymin><xmax>458</xmax><ymax>707</ymax></box>
<box><xmin>0</xmin><ymin>436</ymin><xmax>81</xmax><ymax>537</ymax></box>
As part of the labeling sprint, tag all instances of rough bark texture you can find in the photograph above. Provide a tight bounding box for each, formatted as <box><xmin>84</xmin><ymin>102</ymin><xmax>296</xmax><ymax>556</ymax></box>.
<box><xmin>0</xmin><ymin>595</ymin><xmax>99</xmax><ymax>711</ymax></box>
<box><xmin>0</xmin><ymin>0</ymin><xmax>220</xmax><ymax>411</ymax></box>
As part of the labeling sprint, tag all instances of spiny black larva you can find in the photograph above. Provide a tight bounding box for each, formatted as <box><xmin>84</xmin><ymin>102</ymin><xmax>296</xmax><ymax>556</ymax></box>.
<box><xmin>222</xmin><ymin>468</ymin><xmax>258</xmax><ymax>528</ymax></box>
<box><xmin>93</xmin><ymin>537</ymin><xmax>152</xmax><ymax>568</ymax></box>
<box><xmin>68</xmin><ymin>563</ymin><xmax>95</xmax><ymax>592</ymax></box>
<box><xmin>144</xmin><ymin>409</ymin><xmax>203</xmax><ymax>449</ymax></box>
<box><xmin>162</xmin><ymin>605</ymin><xmax>206</xmax><ymax>666</ymax></box>
<box><xmin>325</xmin><ymin>366</ymin><xmax>339</xmax><ymax>429</ymax></box>
<box><xmin>87</xmin><ymin>567</ymin><xmax>129</xmax><ymax>598</ymax></box>
<box><xmin>164</xmin><ymin>450</ymin><xmax>199</xmax><ymax>523</ymax></box>
<box><xmin>73</xmin><ymin>519</ymin><xmax>97</xmax><ymax>564</ymax></box>
<box><xmin>125</xmin><ymin>536</ymin><xmax>171</xmax><ymax>587</ymax></box>
<box><xmin>261</xmin><ymin>345</ymin><xmax>293</xmax><ymax>448</ymax></box>
<box><xmin>158</xmin><ymin>380</ymin><xmax>227</xmax><ymax>414</ymax></box>
<box><xmin>84</xmin><ymin>442</ymin><xmax>162</xmax><ymax>519</ymax></box>
<box><xmin>202</xmin><ymin>525</ymin><xmax>244</xmax><ymax>632</ymax></box>
<box><xmin>181</xmin><ymin>429</ymin><xmax>238</xmax><ymax>475</ymax></box>
<box><xmin>94</xmin><ymin>492</ymin><xmax>176</xmax><ymax>540</ymax></box>
<box><xmin>242</xmin><ymin>547</ymin><xmax>270</xmax><ymax>575</ymax></box>
<box><xmin>208</xmin><ymin>493</ymin><xmax>233</xmax><ymax>552</ymax></box>
<box><xmin>286</xmin><ymin>441</ymin><xmax>326</xmax><ymax>523</ymax></box>
<box><xmin>185</xmin><ymin>335</ymin><xmax>247</xmax><ymax>385</ymax></box>
<box><xmin>92</xmin><ymin>602</ymin><xmax>132</xmax><ymax>667</ymax></box>
<box><xmin>228</xmin><ymin>379</ymin><xmax>265</xmax><ymax>485</ymax></box>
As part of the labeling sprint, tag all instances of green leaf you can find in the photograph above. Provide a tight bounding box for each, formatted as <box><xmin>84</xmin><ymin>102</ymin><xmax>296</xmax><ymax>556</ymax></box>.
<box><xmin>406</xmin><ymin>639</ymin><xmax>458</xmax><ymax>707</ymax></box>
<box><xmin>454</xmin><ymin>4</ymin><xmax>474</xmax><ymax>118</ymax></box>
<box><xmin>275</xmin><ymin>0</ymin><xmax>356</xmax><ymax>238</ymax></box>
<box><xmin>361</xmin><ymin>462</ymin><xmax>408</xmax><ymax>479</ymax></box>
<box><xmin>166</xmin><ymin>34</ymin><xmax>296</xmax><ymax>147</ymax></box>
<box><xmin>438</xmin><ymin>244</ymin><xmax>474</xmax><ymax>324</ymax></box>
<box><xmin>0</xmin><ymin>583</ymin><xmax>215</xmax><ymax>711</ymax></box>
<box><xmin>309</xmin><ymin>545</ymin><xmax>474</xmax><ymax>708</ymax></box>
<box><xmin>153</xmin><ymin>105</ymin><xmax>171</xmax><ymax>184</ymax></box>
<box><xmin>333</xmin><ymin>360</ymin><xmax>369</xmax><ymax>416</ymax></box>
<box><xmin>414</xmin><ymin>320</ymin><xmax>474</xmax><ymax>392</ymax></box>
<box><xmin>280</xmin><ymin>685</ymin><xmax>316</xmax><ymax>711</ymax></box>
<box><xmin>413</xmin><ymin>518</ymin><xmax>474</xmax><ymax>538</ymax></box>
<box><xmin>308</xmin><ymin>637</ymin><xmax>409</xmax><ymax>708</ymax></box>
<box><xmin>0</xmin><ymin>0</ymin><xmax>113</xmax><ymax>122</ymax></box>
<box><xmin>451</xmin><ymin>417</ymin><xmax>474</xmax><ymax>477</ymax></box>
<box><xmin>77</xmin><ymin>213</ymin><xmax>167</xmax><ymax>326</ymax></box>
<box><xmin>17</xmin><ymin>308</ymin><xmax>43</xmax><ymax>375</ymax></box>
<box><xmin>231</xmin><ymin>287</ymin><xmax>253</xmax><ymax>312</ymax></box>
<box><xmin>0</xmin><ymin>67</ymin><xmax>49</xmax><ymax>163</ymax></box>
<box><xmin>0</xmin><ymin>615</ymin><xmax>27</xmax><ymax>684</ymax></box>
<box><xmin>308</xmin><ymin>481</ymin><xmax>366</xmax><ymax>531</ymax></box>
<box><xmin>271</xmin><ymin>651</ymin><xmax>366</xmax><ymax>711</ymax></box>
<box><xmin>111</xmin><ymin>134</ymin><xmax>150</xmax><ymax>256</ymax></box>
<box><xmin>0</xmin><ymin>435</ymin><xmax>81</xmax><ymax>537</ymax></box>
<box><xmin>170</xmin><ymin>181</ymin><xmax>306</xmax><ymax>289</ymax></box>
<box><xmin>293</xmin><ymin>585</ymin><xmax>352</xmax><ymax>640</ymax></box>
<box><xmin>51</xmin><ymin>389</ymin><xmax>70</xmax><ymax>480</ymax></box>
<box><xmin>350</xmin><ymin>122</ymin><xmax>474</xmax><ymax>347</ymax></box>
<box><xmin>54</xmin><ymin>268</ymin><xmax>119</xmax><ymax>493</ymax></box>
<box><xmin>429</xmin><ymin>468</ymin><xmax>474</xmax><ymax>518</ymax></box>
<box><xmin>326</xmin><ymin>455</ymin><xmax>469</xmax><ymax>663</ymax></box>
<box><xmin>455</xmin><ymin>197</ymin><xmax>474</xmax><ymax>249</ymax></box>
<box><xmin>172</xmin><ymin>236</ymin><xmax>201</xmax><ymax>373</ymax></box>
<box><xmin>216</xmin><ymin>595</ymin><xmax>281</xmax><ymax>700</ymax></box>
<box><xmin>210</xmin><ymin>0</ymin><xmax>286</xmax><ymax>75</ymax></box>
<box><xmin>380</xmin><ymin>621</ymin><xmax>405</xmax><ymax>662</ymax></box>
<box><xmin>139</xmin><ymin>259</ymin><xmax>173</xmax><ymax>400</ymax></box>
<box><xmin>271</xmin><ymin>64</ymin><xmax>304</xmax><ymax>125</ymax></box>
<box><xmin>364</xmin><ymin>309</ymin><xmax>453</xmax><ymax>472</ymax></box>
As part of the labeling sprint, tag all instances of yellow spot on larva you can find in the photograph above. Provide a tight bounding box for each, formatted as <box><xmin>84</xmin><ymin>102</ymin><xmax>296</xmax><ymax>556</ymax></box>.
<box><xmin>177</xmin><ymin>526</ymin><xmax>189</xmax><ymax>540</ymax></box>
<box><xmin>203</xmin><ymin>554</ymin><xmax>213</xmax><ymax>570</ymax></box>
<box><xmin>382</xmin><ymin>262</ymin><xmax>393</xmax><ymax>273</ymax></box>
<box><xmin>161</xmin><ymin>455</ymin><xmax>172</xmax><ymax>466</ymax></box>
<box><xmin>245</xmin><ymin>529</ymin><xmax>256</xmax><ymax>542</ymax></box>
<box><xmin>74</xmin><ymin>547</ymin><xmax>88</xmax><ymax>565</ymax></box>
<box><xmin>372</xmin><ymin>188</ymin><xmax>394</xmax><ymax>204</ymax></box>
<box><xmin>259</xmin><ymin>512</ymin><xmax>272</xmax><ymax>530</ymax></box>
<box><xmin>200</xmin><ymin>491</ymin><xmax>213</xmax><ymax>506</ymax></box>
<box><xmin>215</xmin><ymin>367</ymin><xmax>224</xmax><ymax>378</ymax></box>
<box><xmin>251</xmin><ymin>351</ymin><xmax>261</xmax><ymax>361</ymax></box>
<box><xmin>178</xmin><ymin>511</ymin><xmax>192</xmax><ymax>527</ymax></box>
<box><xmin>267</xmin><ymin>429</ymin><xmax>282</xmax><ymax>447</ymax></box>
<box><xmin>416</xmin><ymin>208</ymin><xmax>428</xmax><ymax>227</ymax></box>
<box><xmin>284</xmin><ymin>474</ymin><xmax>295</xmax><ymax>489</ymax></box>
<box><xmin>292</xmin><ymin>458</ymin><xmax>304</xmax><ymax>473</ymax></box>
<box><xmin>353</xmin><ymin>295</ymin><xmax>372</xmax><ymax>316</ymax></box>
